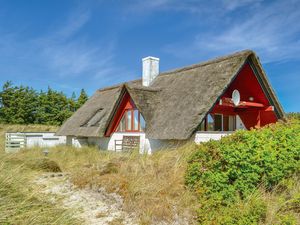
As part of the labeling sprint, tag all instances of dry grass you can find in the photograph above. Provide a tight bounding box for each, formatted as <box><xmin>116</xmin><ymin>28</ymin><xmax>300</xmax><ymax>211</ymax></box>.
<box><xmin>0</xmin><ymin>124</ymin><xmax>198</xmax><ymax>224</ymax></box>
<box><xmin>12</xmin><ymin>145</ymin><xmax>198</xmax><ymax>224</ymax></box>
<box><xmin>0</xmin><ymin>124</ymin><xmax>81</xmax><ymax>225</ymax></box>
<box><xmin>0</xmin><ymin>152</ymin><xmax>79</xmax><ymax>225</ymax></box>
<box><xmin>2</xmin><ymin>123</ymin><xmax>297</xmax><ymax>224</ymax></box>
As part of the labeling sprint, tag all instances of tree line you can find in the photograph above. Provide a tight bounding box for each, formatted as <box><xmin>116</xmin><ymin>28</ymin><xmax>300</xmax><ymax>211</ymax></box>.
<box><xmin>0</xmin><ymin>81</ymin><xmax>88</xmax><ymax>125</ymax></box>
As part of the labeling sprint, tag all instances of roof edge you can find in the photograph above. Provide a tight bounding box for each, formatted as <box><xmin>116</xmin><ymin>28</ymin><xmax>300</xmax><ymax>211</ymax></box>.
<box><xmin>159</xmin><ymin>49</ymin><xmax>253</xmax><ymax>76</ymax></box>
<box><xmin>247</xmin><ymin>54</ymin><xmax>285</xmax><ymax>118</ymax></box>
<box><xmin>97</xmin><ymin>79</ymin><xmax>141</xmax><ymax>92</ymax></box>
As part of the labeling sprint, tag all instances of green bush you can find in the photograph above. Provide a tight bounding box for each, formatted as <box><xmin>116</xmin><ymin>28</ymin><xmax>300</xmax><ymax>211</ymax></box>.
<box><xmin>185</xmin><ymin>119</ymin><xmax>300</xmax><ymax>223</ymax></box>
<box><xmin>196</xmin><ymin>193</ymin><xmax>267</xmax><ymax>224</ymax></box>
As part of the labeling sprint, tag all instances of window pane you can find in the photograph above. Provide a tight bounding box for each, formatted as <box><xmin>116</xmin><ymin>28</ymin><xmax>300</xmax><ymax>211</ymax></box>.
<box><xmin>120</xmin><ymin>115</ymin><xmax>125</xmax><ymax>131</ymax></box>
<box><xmin>140</xmin><ymin>113</ymin><xmax>146</xmax><ymax>131</ymax></box>
<box><xmin>214</xmin><ymin>114</ymin><xmax>222</xmax><ymax>131</ymax></box>
<box><xmin>133</xmin><ymin>110</ymin><xmax>139</xmax><ymax>130</ymax></box>
<box><xmin>117</xmin><ymin>114</ymin><xmax>125</xmax><ymax>132</ymax></box>
<box><xmin>228</xmin><ymin>115</ymin><xmax>235</xmax><ymax>131</ymax></box>
<box><xmin>207</xmin><ymin>114</ymin><xmax>214</xmax><ymax>131</ymax></box>
<box><xmin>223</xmin><ymin>115</ymin><xmax>229</xmax><ymax>131</ymax></box>
<box><xmin>127</xmin><ymin>110</ymin><xmax>132</xmax><ymax>130</ymax></box>
<box><xmin>199</xmin><ymin>119</ymin><xmax>205</xmax><ymax>131</ymax></box>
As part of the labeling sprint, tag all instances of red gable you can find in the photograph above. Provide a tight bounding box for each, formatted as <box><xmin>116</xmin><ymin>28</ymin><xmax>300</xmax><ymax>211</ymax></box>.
<box><xmin>211</xmin><ymin>62</ymin><xmax>277</xmax><ymax>129</ymax></box>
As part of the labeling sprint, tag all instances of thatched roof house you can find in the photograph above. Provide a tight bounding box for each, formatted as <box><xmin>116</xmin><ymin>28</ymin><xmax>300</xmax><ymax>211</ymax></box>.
<box><xmin>57</xmin><ymin>50</ymin><xmax>284</xmax><ymax>153</ymax></box>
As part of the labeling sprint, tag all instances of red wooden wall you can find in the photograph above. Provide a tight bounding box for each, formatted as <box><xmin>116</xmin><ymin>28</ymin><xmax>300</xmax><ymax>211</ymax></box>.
<box><xmin>211</xmin><ymin>63</ymin><xmax>278</xmax><ymax>129</ymax></box>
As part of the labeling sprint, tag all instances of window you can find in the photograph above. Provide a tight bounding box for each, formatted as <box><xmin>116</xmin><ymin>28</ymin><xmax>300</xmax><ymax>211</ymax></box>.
<box><xmin>228</xmin><ymin>115</ymin><xmax>236</xmax><ymax>131</ymax></box>
<box><xmin>199</xmin><ymin>114</ymin><xmax>236</xmax><ymax>131</ymax></box>
<box><xmin>133</xmin><ymin>110</ymin><xmax>139</xmax><ymax>130</ymax></box>
<box><xmin>222</xmin><ymin>115</ymin><xmax>236</xmax><ymax>131</ymax></box>
<box><xmin>199</xmin><ymin>119</ymin><xmax>205</xmax><ymax>131</ymax></box>
<box><xmin>214</xmin><ymin>114</ymin><xmax>222</xmax><ymax>131</ymax></box>
<box><xmin>223</xmin><ymin>115</ymin><xmax>229</xmax><ymax>131</ymax></box>
<box><xmin>207</xmin><ymin>114</ymin><xmax>214</xmax><ymax>131</ymax></box>
<box><xmin>116</xmin><ymin>109</ymin><xmax>145</xmax><ymax>132</ymax></box>
<box><xmin>127</xmin><ymin>110</ymin><xmax>132</xmax><ymax>130</ymax></box>
<box><xmin>117</xmin><ymin>115</ymin><xmax>125</xmax><ymax>131</ymax></box>
<box><xmin>140</xmin><ymin>114</ymin><xmax>146</xmax><ymax>131</ymax></box>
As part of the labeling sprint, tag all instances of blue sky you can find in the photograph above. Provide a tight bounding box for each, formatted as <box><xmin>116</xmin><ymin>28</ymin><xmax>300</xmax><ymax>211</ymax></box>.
<box><xmin>0</xmin><ymin>0</ymin><xmax>299</xmax><ymax>112</ymax></box>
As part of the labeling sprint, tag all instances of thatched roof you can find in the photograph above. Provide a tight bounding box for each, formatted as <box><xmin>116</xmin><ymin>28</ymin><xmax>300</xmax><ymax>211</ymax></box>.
<box><xmin>56</xmin><ymin>50</ymin><xmax>284</xmax><ymax>139</ymax></box>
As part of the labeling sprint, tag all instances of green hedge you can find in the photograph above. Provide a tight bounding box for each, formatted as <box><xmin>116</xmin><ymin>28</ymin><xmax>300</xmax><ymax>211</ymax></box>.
<box><xmin>185</xmin><ymin>119</ymin><xmax>300</xmax><ymax>223</ymax></box>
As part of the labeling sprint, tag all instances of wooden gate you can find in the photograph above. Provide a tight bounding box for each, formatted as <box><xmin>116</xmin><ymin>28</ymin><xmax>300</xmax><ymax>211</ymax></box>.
<box><xmin>114</xmin><ymin>136</ymin><xmax>140</xmax><ymax>152</ymax></box>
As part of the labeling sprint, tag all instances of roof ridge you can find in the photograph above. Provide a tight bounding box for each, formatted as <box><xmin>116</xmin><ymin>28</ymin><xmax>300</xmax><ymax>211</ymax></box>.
<box><xmin>96</xmin><ymin>49</ymin><xmax>254</xmax><ymax>91</ymax></box>
<box><xmin>159</xmin><ymin>49</ymin><xmax>254</xmax><ymax>76</ymax></box>
<box><xmin>97</xmin><ymin>79</ymin><xmax>141</xmax><ymax>92</ymax></box>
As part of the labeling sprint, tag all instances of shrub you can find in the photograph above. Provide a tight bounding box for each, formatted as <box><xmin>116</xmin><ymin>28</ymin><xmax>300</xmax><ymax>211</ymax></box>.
<box><xmin>185</xmin><ymin>119</ymin><xmax>300</xmax><ymax>222</ymax></box>
<box><xmin>196</xmin><ymin>193</ymin><xmax>267</xmax><ymax>225</ymax></box>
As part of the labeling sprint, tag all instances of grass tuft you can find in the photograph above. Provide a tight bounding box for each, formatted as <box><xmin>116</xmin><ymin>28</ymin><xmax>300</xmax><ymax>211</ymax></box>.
<box><xmin>25</xmin><ymin>157</ymin><xmax>62</xmax><ymax>172</ymax></box>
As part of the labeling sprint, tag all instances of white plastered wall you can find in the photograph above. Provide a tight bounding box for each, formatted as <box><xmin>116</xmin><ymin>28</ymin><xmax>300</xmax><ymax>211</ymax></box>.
<box><xmin>67</xmin><ymin>116</ymin><xmax>246</xmax><ymax>152</ymax></box>
<box><xmin>88</xmin><ymin>133</ymin><xmax>186</xmax><ymax>154</ymax></box>
<box><xmin>66</xmin><ymin>136</ymin><xmax>88</xmax><ymax>148</ymax></box>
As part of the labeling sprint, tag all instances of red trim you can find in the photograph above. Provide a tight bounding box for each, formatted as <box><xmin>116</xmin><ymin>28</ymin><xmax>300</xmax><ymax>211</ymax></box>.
<box><xmin>105</xmin><ymin>92</ymin><xmax>133</xmax><ymax>136</ymax></box>
<box><xmin>220</xmin><ymin>97</ymin><xmax>265</xmax><ymax>108</ymax></box>
<box><xmin>105</xmin><ymin>91</ymin><xmax>143</xmax><ymax>136</ymax></box>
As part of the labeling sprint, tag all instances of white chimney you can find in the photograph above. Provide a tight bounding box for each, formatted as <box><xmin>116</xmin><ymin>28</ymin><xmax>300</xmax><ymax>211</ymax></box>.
<box><xmin>142</xmin><ymin>56</ymin><xmax>159</xmax><ymax>86</ymax></box>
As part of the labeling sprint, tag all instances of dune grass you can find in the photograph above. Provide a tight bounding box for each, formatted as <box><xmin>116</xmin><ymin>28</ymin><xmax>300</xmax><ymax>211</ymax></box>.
<box><xmin>0</xmin><ymin>153</ymin><xmax>81</xmax><ymax>225</ymax></box>
<box><xmin>0</xmin><ymin>122</ymin><xmax>299</xmax><ymax>224</ymax></box>
<box><xmin>0</xmin><ymin>123</ymin><xmax>198</xmax><ymax>224</ymax></box>
<box><xmin>7</xmin><ymin>144</ymin><xmax>199</xmax><ymax>224</ymax></box>
<box><xmin>0</xmin><ymin>124</ymin><xmax>80</xmax><ymax>225</ymax></box>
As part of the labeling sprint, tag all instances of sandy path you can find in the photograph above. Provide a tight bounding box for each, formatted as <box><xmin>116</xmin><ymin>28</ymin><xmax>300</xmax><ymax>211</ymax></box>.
<box><xmin>34</xmin><ymin>173</ymin><xmax>137</xmax><ymax>225</ymax></box>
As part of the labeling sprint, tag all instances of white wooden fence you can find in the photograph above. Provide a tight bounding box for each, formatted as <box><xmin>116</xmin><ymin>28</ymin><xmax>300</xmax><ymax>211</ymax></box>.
<box><xmin>5</xmin><ymin>133</ymin><xmax>27</xmax><ymax>152</ymax></box>
<box><xmin>5</xmin><ymin>132</ymin><xmax>66</xmax><ymax>152</ymax></box>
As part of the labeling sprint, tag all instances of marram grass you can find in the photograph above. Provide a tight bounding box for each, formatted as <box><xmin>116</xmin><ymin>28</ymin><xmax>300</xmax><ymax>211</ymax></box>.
<box><xmin>0</xmin><ymin>121</ymin><xmax>299</xmax><ymax>225</ymax></box>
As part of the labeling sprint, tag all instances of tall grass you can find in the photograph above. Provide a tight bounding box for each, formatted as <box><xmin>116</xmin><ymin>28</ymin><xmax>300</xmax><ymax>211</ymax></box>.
<box><xmin>0</xmin><ymin>153</ymin><xmax>80</xmax><ymax>225</ymax></box>
<box><xmin>0</xmin><ymin>124</ymin><xmax>80</xmax><ymax>225</ymax></box>
<box><xmin>1</xmin><ymin>122</ymin><xmax>299</xmax><ymax>224</ymax></box>
<box><xmin>13</xmin><ymin>144</ymin><xmax>199</xmax><ymax>224</ymax></box>
<box><xmin>0</xmin><ymin>122</ymin><xmax>198</xmax><ymax>224</ymax></box>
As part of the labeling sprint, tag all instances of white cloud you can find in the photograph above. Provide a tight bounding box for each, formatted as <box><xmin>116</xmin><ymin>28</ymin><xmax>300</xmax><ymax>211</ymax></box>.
<box><xmin>30</xmin><ymin>8</ymin><xmax>119</xmax><ymax>79</ymax></box>
<box><xmin>0</xmin><ymin>5</ymin><xmax>121</xmax><ymax>82</ymax></box>
<box><xmin>125</xmin><ymin>0</ymin><xmax>263</xmax><ymax>16</ymax></box>
<box><xmin>164</xmin><ymin>0</ymin><xmax>300</xmax><ymax>63</ymax></box>
<box><xmin>221</xmin><ymin>0</ymin><xmax>262</xmax><ymax>11</ymax></box>
<box><xmin>55</xmin><ymin>10</ymin><xmax>91</xmax><ymax>40</ymax></box>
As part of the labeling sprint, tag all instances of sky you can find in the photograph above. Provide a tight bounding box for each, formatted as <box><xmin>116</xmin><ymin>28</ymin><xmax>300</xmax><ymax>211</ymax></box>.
<box><xmin>0</xmin><ymin>0</ymin><xmax>299</xmax><ymax>112</ymax></box>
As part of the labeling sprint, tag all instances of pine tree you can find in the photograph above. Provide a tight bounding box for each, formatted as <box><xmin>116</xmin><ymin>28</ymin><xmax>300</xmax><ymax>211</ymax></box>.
<box><xmin>0</xmin><ymin>81</ymin><xmax>15</xmax><ymax>123</ymax></box>
<box><xmin>76</xmin><ymin>89</ymin><xmax>88</xmax><ymax>109</ymax></box>
<box><xmin>0</xmin><ymin>81</ymin><xmax>87</xmax><ymax>125</ymax></box>
<box><xmin>0</xmin><ymin>81</ymin><xmax>38</xmax><ymax>124</ymax></box>
<box><xmin>69</xmin><ymin>92</ymin><xmax>77</xmax><ymax>112</ymax></box>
